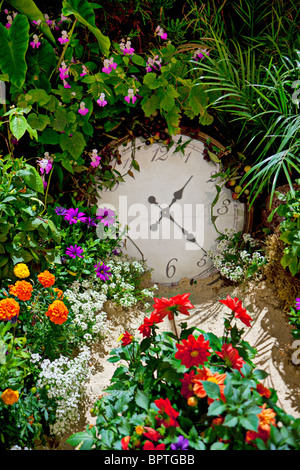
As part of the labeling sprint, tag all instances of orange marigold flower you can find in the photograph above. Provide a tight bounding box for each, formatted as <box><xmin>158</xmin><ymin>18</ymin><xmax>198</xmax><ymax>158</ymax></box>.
<box><xmin>152</xmin><ymin>293</ymin><xmax>195</xmax><ymax>321</ymax></box>
<box><xmin>175</xmin><ymin>334</ymin><xmax>211</xmax><ymax>368</ymax></box>
<box><xmin>9</xmin><ymin>280</ymin><xmax>33</xmax><ymax>301</ymax></box>
<box><xmin>256</xmin><ymin>383</ymin><xmax>271</xmax><ymax>399</ymax></box>
<box><xmin>53</xmin><ymin>287</ymin><xmax>64</xmax><ymax>299</ymax></box>
<box><xmin>37</xmin><ymin>270</ymin><xmax>55</xmax><ymax>288</ymax></box>
<box><xmin>211</xmin><ymin>416</ymin><xmax>225</xmax><ymax>427</ymax></box>
<box><xmin>0</xmin><ymin>298</ymin><xmax>20</xmax><ymax>321</ymax></box>
<box><xmin>192</xmin><ymin>367</ymin><xmax>227</xmax><ymax>404</ymax></box>
<box><xmin>45</xmin><ymin>300</ymin><xmax>69</xmax><ymax>325</ymax></box>
<box><xmin>1</xmin><ymin>388</ymin><xmax>19</xmax><ymax>405</ymax></box>
<box><xmin>258</xmin><ymin>403</ymin><xmax>276</xmax><ymax>432</ymax></box>
<box><xmin>135</xmin><ymin>425</ymin><xmax>144</xmax><ymax>436</ymax></box>
<box><xmin>13</xmin><ymin>263</ymin><xmax>30</xmax><ymax>279</ymax></box>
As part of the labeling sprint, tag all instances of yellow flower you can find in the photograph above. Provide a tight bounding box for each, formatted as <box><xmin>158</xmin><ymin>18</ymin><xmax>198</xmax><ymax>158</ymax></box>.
<box><xmin>1</xmin><ymin>388</ymin><xmax>19</xmax><ymax>405</ymax></box>
<box><xmin>13</xmin><ymin>263</ymin><xmax>30</xmax><ymax>279</ymax></box>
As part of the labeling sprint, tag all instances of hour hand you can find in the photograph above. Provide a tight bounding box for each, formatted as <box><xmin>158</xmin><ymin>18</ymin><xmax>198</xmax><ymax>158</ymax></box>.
<box><xmin>169</xmin><ymin>176</ymin><xmax>193</xmax><ymax>208</ymax></box>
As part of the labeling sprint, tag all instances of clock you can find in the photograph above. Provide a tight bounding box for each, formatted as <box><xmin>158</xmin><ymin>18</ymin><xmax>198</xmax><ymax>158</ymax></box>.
<box><xmin>96</xmin><ymin>132</ymin><xmax>250</xmax><ymax>285</ymax></box>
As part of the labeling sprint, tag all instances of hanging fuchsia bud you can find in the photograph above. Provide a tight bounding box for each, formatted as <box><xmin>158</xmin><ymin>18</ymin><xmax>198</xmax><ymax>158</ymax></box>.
<box><xmin>80</xmin><ymin>65</ymin><xmax>88</xmax><ymax>77</ymax></box>
<box><xmin>78</xmin><ymin>102</ymin><xmax>89</xmax><ymax>115</ymax></box>
<box><xmin>30</xmin><ymin>34</ymin><xmax>41</xmax><ymax>49</ymax></box>
<box><xmin>58</xmin><ymin>30</ymin><xmax>69</xmax><ymax>44</ymax></box>
<box><xmin>63</xmin><ymin>79</ymin><xmax>71</xmax><ymax>89</ymax></box>
<box><xmin>97</xmin><ymin>93</ymin><xmax>107</xmax><ymax>107</ymax></box>
<box><xmin>6</xmin><ymin>15</ymin><xmax>12</xmax><ymax>29</ymax></box>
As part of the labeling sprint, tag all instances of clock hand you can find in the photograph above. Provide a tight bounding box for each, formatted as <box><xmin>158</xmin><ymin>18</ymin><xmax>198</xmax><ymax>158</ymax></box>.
<box><xmin>169</xmin><ymin>175</ymin><xmax>193</xmax><ymax>208</ymax></box>
<box><xmin>168</xmin><ymin>213</ymin><xmax>207</xmax><ymax>253</ymax></box>
<box><xmin>150</xmin><ymin>213</ymin><xmax>162</xmax><ymax>231</ymax></box>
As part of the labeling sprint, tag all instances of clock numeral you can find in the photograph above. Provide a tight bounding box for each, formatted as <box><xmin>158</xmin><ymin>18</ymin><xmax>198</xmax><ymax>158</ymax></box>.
<box><xmin>184</xmin><ymin>151</ymin><xmax>192</xmax><ymax>163</ymax></box>
<box><xmin>197</xmin><ymin>254</ymin><xmax>207</xmax><ymax>269</ymax></box>
<box><xmin>123</xmin><ymin>157</ymin><xmax>132</xmax><ymax>170</ymax></box>
<box><xmin>166</xmin><ymin>257</ymin><xmax>178</xmax><ymax>279</ymax></box>
<box><xmin>151</xmin><ymin>146</ymin><xmax>169</xmax><ymax>162</ymax></box>
<box><xmin>217</xmin><ymin>198</ymin><xmax>231</xmax><ymax>215</ymax></box>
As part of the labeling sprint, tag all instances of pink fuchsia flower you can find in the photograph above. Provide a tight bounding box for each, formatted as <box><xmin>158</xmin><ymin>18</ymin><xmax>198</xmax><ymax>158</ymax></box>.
<box><xmin>37</xmin><ymin>153</ymin><xmax>53</xmax><ymax>175</ymax></box>
<box><xmin>44</xmin><ymin>14</ymin><xmax>55</xmax><ymax>29</ymax></box>
<box><xmin>155</xmin><ymin>25</ymin><xmax>167</xmax><ymax>40</ymax></box>
<box><xmin>78</xmin><ymin>101</ymin><xmax>89</xmax><ymax>115</ymax></box>
<box><xmin>295</xmin><ymin>298</ymin><xmax>300</xmax><ymax>310</ymax></box>
<box><xmin>58</xmin><ymin>30</ymin><xmax>69</xmax><ymax>44</ymax></box>
<box><xmin>94</xmin><ymin>262</ymin><xmax>112</xmax><ymax>281</ymax></box>
<box><xmin>65</xmin><ymin>244</ymin><xmax>84</xmax><ymax>259</ymax></box>
<box><xmin>59</xmin><ymin>61</ymin><xmax>69</xmax><ymax>80</ymax></box>
<box><xmin>193</xmin><ymin>48</ymin><xmax>209</xmax><ymax>61</ymax></box>
<box><xmin>97</xmin><ymin>93</ymin><xmax>107</xmax><ymax>107</ymax></box>
<box><xmin>90</xmin><ymin>149</ymin><xmax>101</xmax><ymax>168</ymax></box>
<box><xmin>146</xmin><ymin>55</ymin><xmax>162</xmax><ymax>72</ymax></box>
<box><xmin>96</xmin><ymin>207</ymin><xmax>115</xmax><ymax>227</ymax></box>
<box><xmin>64</xmin><ymin>208</ymin><xmax>87</xmax><ymax>225</ymax></box>
<box><xmin>80</xmin><ymin>65</ymin><xmax>88</xmax><ymax>77</ymax></box>
<box><xmin>102</xmin><ymin>57</ymin><xmax>117</xmax><ymax>74</ymax></box>
<box><xmin>119</xmin><ymin>38</ymin><xmax>134</xmax><ymax>55</ymax></box>
<box><xmin>124</xmin><ymin>88</ymin><xmax>138</xmax><ymax>104</ymax></box>
<box><xmin>32</xmin><ymin>19</ymin><xmax>41</xmax><ymax>26</ymax></box>
<box><xmin>30</xmin><ymin>34</ymin><xmax>41</xmax><ymax>49</ymax></box>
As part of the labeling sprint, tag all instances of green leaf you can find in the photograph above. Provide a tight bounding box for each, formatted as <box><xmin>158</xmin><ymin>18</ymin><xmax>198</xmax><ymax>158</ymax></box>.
<box><xmin>135</xmin><ymin>389</ymin><xmax>149</xmax><ymax>411</ymax></box>
<box><xmin>0</xmin><ymin>14</ymin><xmax>29</xmax><ymax>88</ymax></box>
<box><xmin>210</xmin><ymin>441</ymin><xmax>230</xmax><ymax>450</ymax></box>
<box><xmin>6</xmin><ymin>0</ymin><xmax>56</xmax><ymax>44</ymax></box>
<box><xmin>26</xmin><ymin>88</ymin><xmax>51</xmax><ymax>106</ymax></box>
<box><xmin>163</xmin><ymin>106</ymin><xmax>181</xmax><ymax>135</ymax></box>
<box><xmin>22</xmin><ymin>164</ymin><xmax>44</xmax><ymax>193</ymax></box>
<box><xmin>223</xmin><ymin>414</ymin><xmax>238</xmax><ymax>427</ymax></box>
<box><xmin>10</xmin><ymin>115</ymin><xmax>28</xmax><ymax>140</ymax></box>
<box><xmin>240</xmin><ymin>414</ymin><xmax>259</xmax><ymax>431</ymax></box>
<box><xmin>60</xmin><ymin>131</ymin><xmax>86</xmax><ymax>160</ymax></box>
<box><xmin>62</xmin><ymin>0</ymin><xmax>110</xmax><ymax>57</ymax></box>
<box><xmin>207</xmin><ymin>400</ymin><xmax>227</xmax><ymax>416</ymax></box>
<box><xmin>252</xmin><ymin>369</ymin><xmax>269</xmax><ymax>380</ymax></box>
<box><xmin>66</xmin><ymin>431</ymin><xmax>94</xmax><ymax>450</ymax></box>
<box><xmin>141</xmin><ymin>94</ymin><xmax>160</xmax><ymax>117</ymax></box>
<box><xmin>27</xmin><ymin>113</ymin><xmax>50</xmax><ymax>131</ymax></box>
<box><xmin>158</xmin><ymin>84</ymin><xmax>180</xmax><ymax>112</ymax></box>
<box><xmin>131</xmin><ymin>54</ymin><xmax>146</xmax><ymax>66</ymax></box>
<box><xmin>202</xmin><ymin>381</ymin><xmax>221</xmax><ymax>399</ymax></box>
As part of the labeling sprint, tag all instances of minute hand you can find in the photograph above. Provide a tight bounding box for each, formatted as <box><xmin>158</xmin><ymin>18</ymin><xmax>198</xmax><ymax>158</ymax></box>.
<box><xmin>169</xmin><ymin>176</ymin><xmax>193</xmax><ymax>208</ymax></box>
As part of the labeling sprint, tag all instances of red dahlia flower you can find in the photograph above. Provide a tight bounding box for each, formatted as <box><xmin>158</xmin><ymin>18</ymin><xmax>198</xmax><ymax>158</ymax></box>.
<box><xmin>154</xmin><ymin>398</ymin><xmax>179</xmax><ymax>428</ymax></box>
<box><xmin>175</xmin><ymin>334</ymin><xmax>211</xmax><ymax>368</ymax></box>
<box><xmin>219</xmin><ymin>295</ymin><xmax>253</xmax><ymax>327</ymax></box>
<box><xmin>215</xmin><ymin>343</ymin><xmax>246</xmax><ymax>372</ymax></box>
<box><xmin>138</xmin><ymin>312</ymin><xmax>163</xmax><ymax>337</ymax></box>
<box><xmin>180</xmin><ymin>370</ymin><xmax>196</xmax><ymax>399</ymax></box>
<box><xmin>119</xmin><ymin>331</ymin><xmax>134</xmax><ymax>347</ymax></box>
<box><xmin>143</xmin><ymin>427</ymin><xmax>162</xmax><ymax>442</ymax></box>
<box><xmin>152</xmin><ymin>293</ymin><xmax>195</xmax><ymax>321</ymax></box>
<box><xmin>143</xmin><ymin>441</ymin><xmax>166</xmax><ymax>450</ymax></box>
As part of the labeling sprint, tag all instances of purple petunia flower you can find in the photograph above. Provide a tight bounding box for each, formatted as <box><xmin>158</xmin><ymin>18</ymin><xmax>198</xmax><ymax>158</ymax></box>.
<box><xmin>295</xmin><ymin>298</ymin><xmax>300</xmax><ymax>310</ymax></box>
<box><xmin>65</xmin><ymin>244</ymin><xmax>84</xmax><ymax>259</ymax></box>
<box><xmin>55</xmin><ymin>206</ymin><xmax>68</xmax><ymax>216</ymax></box>
<box><xmin>94</xmin><ymin>262</ymin><xmax>112</xmax><ymax>281</ymax></box>
<box><xmin>170</xmin><ymin>436</ymin><xmax>189</xmax><ymax>450</ymax></box>
<box><xmin>64</xmin><ymin>208</ymin><xmax>87</xmax><ymax>225</ymax></box>
<box><xmin>85</xmin><ymin>216</ymin><xmax>97</xmax><ymax>227</ymax></box>
<box><xmin>96</xmin><ymin>207</ymin><xmax>115</xmax><ymax>227</ymax></box>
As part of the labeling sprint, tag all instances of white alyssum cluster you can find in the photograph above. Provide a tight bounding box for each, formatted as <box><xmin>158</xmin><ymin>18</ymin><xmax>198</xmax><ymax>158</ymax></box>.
<box><xmin>64</xmin><ymin>286</ymin><xmax>108</xmax><ymax>345</ymax></box>
<box><xmin>208</xmin><ymin>231</ymin><xmax>266</xmax><ymax>282</ymax></box>
<box><xmin>95</xmin><ymin>257</ymin><xmax>158</xmax><ymax>308</ymax></box>
<box><xmin>31</xmin><ymin>347</ymin><xmax>91</xmax><ymax>437</ymax></box>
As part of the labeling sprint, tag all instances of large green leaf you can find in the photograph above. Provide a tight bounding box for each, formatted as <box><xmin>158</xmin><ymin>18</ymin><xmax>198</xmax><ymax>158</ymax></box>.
<box><xmin>62</xmin><ymin>0</ymin><xmax>110</xmax><ymax>57</ymax></box>
<box><xmin>60</xmin><ymin>131</ymin><xmax>86</xmax><ymax>160</ymax></box>
<box><xmin>0</xmin><ymin>14</ymin><xmax>29</xmax><ymax>88</ymax></box>
<box><xmin>6</xmin><ymin>0</ymin><xmax>56</xmax><ymax>44</ymax></box>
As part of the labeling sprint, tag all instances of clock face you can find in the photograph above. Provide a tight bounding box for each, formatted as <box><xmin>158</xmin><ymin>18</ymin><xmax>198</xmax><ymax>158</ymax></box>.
<box><xmin>97</xmin><ymin>135</ymin><xmax>246</xmax><ymax>285</ymax></box>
